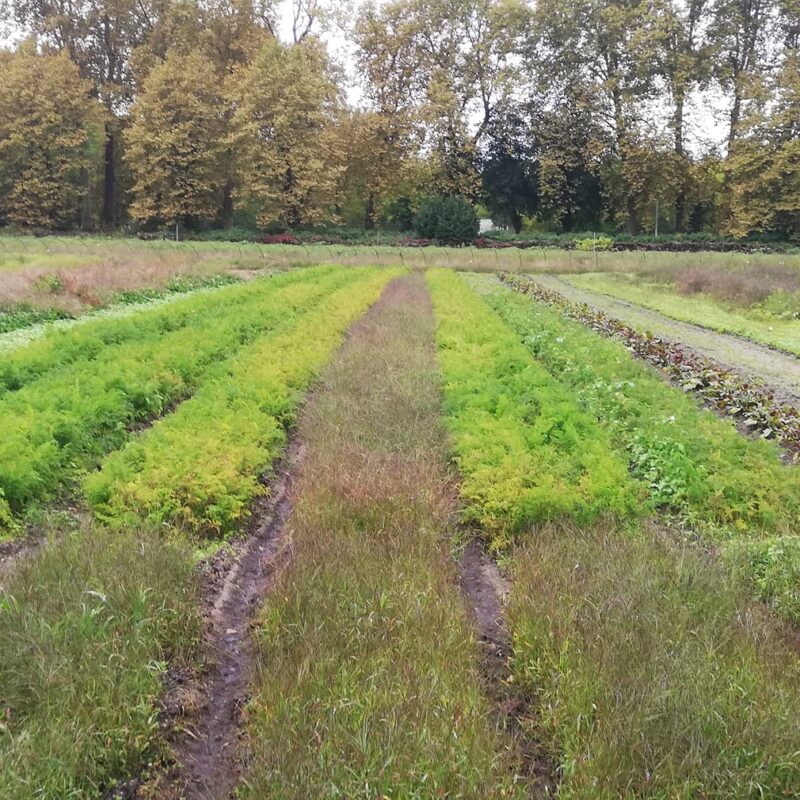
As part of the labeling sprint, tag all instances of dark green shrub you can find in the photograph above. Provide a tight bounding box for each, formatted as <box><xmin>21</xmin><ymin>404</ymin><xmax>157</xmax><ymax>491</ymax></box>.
<box><xmin>414</xmin><ymin>196</ymin><xmax>478</xmax><ymax>245</ymax></box>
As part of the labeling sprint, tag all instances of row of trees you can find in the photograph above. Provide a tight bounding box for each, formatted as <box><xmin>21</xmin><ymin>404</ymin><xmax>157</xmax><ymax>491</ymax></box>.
<box><xmin>0</xmin><ymin>0</ymin><xmax>798</xmax><ymax>237</ymax></box>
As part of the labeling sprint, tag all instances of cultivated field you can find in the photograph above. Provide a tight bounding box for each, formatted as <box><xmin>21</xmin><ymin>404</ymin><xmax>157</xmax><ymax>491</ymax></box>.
<box><xmin>2</xmin><ymin>245</ymin><xmax>800</xmax><ymax>798</ymax></box>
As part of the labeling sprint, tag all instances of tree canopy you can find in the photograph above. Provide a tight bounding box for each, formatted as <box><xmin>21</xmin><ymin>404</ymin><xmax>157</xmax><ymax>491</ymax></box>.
<box><xmin>1</xmin><ymin>0</ymin><xmax>799</xmax><ymax>238</ymax></box>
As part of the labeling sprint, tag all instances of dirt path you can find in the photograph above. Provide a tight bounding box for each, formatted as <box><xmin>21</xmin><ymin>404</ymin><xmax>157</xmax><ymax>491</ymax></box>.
<box><xmin>457</xmin><ymin>540</ymin><xmax>555</xmax><ymax>793</ymax></box>
<box><xmin>534</xmin><ymin>274</ymin><xmax>800</xmax><ymax>408</ymax></box>
<box><xmin>159</xmin><ymin>440</ymin><xmax>302</xmax><ymax>800</ymax></box>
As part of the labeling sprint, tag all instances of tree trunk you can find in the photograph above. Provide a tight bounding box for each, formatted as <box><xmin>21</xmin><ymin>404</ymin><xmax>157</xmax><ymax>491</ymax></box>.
<box><xmin>511</xmin><ymin>209</ymin><xmax>522</xmax><ymax>234</ymax></box>
<box><xmin>612</xmin><ymin>88</ymin><xmax>638</xmax><ymax>233</ymax></box>
<box><xmin>728</xmin><ymin>91</ymin><xmax>742</xmax><ymax>154</ymax></box>
<box><xmin>79</xmin><ymin>166</ymin><xmax>93</xmax><ymax>230</ymax></box>
<box><xmin>364</xmin><ymin>192</ymin><xmax>376</xmax><ymax>230</ymax></box>
<box><xmin>102</xmin><ymin>123</ymin><xmax>115</xmax><ymax>230</ymax></box>
<box><xmin>674</xmin><ymin>92</ymin><xmax>687</xmax><ymax>233</ymax></box>
<box><xmin>222</xmin><ymin>176</ymin><xmax>234</xmax><ymax>229</ymax></box>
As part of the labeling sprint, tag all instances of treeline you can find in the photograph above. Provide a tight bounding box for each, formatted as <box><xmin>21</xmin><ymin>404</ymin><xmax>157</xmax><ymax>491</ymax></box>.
<box><xmin>0</xmin><ymin>0</ymin><xmax>798</xmax><ymax>238</ymax></box>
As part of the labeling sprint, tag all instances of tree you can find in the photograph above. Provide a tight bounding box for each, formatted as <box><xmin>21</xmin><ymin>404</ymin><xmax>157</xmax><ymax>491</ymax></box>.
<box><xmin>11</xmin><ymin>0</ymin><xmax>169</xmax><ymax>228</ymax></box>
<box><xmin>655</xmin><ymin>0</ymin><xmax>713</xmax><ymax>230</ymax></box>
<box><xmin>529</xmin><ymin>0</ymin><xmax>665</xmax><ymax>232</ymax></box>
<box><xmin>125</xmin><ymin>49</ymin><xmax>227</xmax><ymax>228</ymax></box>
<box><xmin>726</xmin><ymin>18</ymin><xmax>800</xmax><ymax>237</ymax></box>
<box><xmin>0</xmin><ymin>43</ymin><xmax>98</xmax><ymax>228</ymax></box>
<box><xmin>536</xmin><ymin>92</ymin><xmax>608</xmax><ymax>231</ymax></box>
<box><xmin>232</xmin><ymin>38</ymin><xmax>345</xmax><ymax>227</ymax></box>
<box><xmin>709</xmin><ymin>0</ymin><xmax>776</xmax><ymax>151</ymax></box>
<box><xmin>480</xmin><ymin>109</ymin><xmax>538</xmax><ymax>232</ymax></box>
<box><xmin>414</xmin><ymin>195</ymin><xmax>478</xmax><ymax>242</ymax></box>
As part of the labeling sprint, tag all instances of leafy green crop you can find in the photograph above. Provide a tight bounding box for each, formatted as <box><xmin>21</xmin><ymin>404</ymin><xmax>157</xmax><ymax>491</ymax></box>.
<box><xmin>476</xmin><ymin>273</ymin><xmax>800</xmax><ymax>619</ymax></box>
<box><xmin>0</xmin><ymin>267</ymin><xmax>351</xmax><ymax>534</ymax></box>
<box><xmin>86</xmin><ymin>269</ymin><xmax>398</xmax><ymax>537</ymax></box>
<box><xmin>426</xmin><ymin>269</ymin><xmax>642</xmax><ymax>550</ymax></box>
<box><xmin>0</xmin><ymin>269</ymin><xmax>317</xmax><ymax>396</ymax></box>
<box><xmin>474</xmin><ymin>272</ymin><xmax>800</xmax><ymax>536</ymax></box>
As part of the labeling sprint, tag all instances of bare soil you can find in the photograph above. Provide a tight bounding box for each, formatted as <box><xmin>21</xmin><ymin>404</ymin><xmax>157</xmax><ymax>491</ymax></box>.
<box><xmin>537</xmin><ymin>274</ymin><xmax>800</xmax><ymax>408</ymax></box>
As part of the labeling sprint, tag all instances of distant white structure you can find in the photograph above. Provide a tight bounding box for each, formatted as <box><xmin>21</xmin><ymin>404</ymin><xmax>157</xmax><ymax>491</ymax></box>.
<box><xmin>479</xmin><ymin>218</ymin><xmax>506</xmax><ymax>234</ymax></box>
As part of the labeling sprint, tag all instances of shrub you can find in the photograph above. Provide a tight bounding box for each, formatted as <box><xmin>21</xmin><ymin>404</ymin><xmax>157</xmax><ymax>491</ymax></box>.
<box><xmin>575</xmin><ymin>235</ymin><xmax>614</xmax><ymax>251</ymax></box>
<box><xmin>414</xmin><ymin>196</ymin><xmax>478</xmax><ymax>245</ymax></box>
<box><xmin>257</xmin><ymin>233</ymin><xmax>300</xmax><ymax>245</ymax></box>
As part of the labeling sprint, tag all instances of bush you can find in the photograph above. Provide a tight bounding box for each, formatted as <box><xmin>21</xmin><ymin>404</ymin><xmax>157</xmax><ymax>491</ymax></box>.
<box><xmin>575</xmin><ymin>235</ymin><xmax>614</xmax><ymax>251</ymax></box>
<box><xmin>414</xmin><ymin>196</ymin><xmax>478</xmax><ymax>245</ymax></box>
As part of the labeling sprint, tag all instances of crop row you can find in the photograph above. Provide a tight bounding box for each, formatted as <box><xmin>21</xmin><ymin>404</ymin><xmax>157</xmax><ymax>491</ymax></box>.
<box><xmin>0</xmin><ymin>266</ymin><xmax>355</xmax><ymax>535</ymax></box>
<box><xmin>474</xmin><ymin>273</ymin><xmax>800</xmax><ymax>619</ymax></box>
<box><xmin>425</xmin><ymin>269</ymin><xmax>641</xmax><ymax>551</ymax></box>
<box><xmin>1</xmin><ymin>270</ymin><xmax>295</xmax><ymax>395</ymax></box>
<box><xmin>502</xmin><ymin>273</ymin><xmax>800</xmax><ymax>458</ymax></box>
<box><xmin>483</xmin><ymin>273</ymin><xmax>800</xmax><ymax>533</ymax></box>
<box><xmin>87</xmin><ymin>269</ymin><xmax>398</xmax><ymax>537</ymax></box>
<box><xmin>428</xmin><ymin>271</ymin><xmax>800</xmax><ymax>796</ymax></box>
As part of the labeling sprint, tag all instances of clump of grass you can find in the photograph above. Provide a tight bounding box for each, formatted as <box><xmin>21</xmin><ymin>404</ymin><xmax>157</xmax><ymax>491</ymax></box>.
<box><xmin>240</xmin><ymin>274</ymin><xmax>525</xmax><ymax>798</ymax></box>
<box><xmin>0</xmin><ymin>525</ymin><xmax>199</xmax><ymax>798</ymax></box>
<box><xmin>508</xmin><ymin>523</ymin><xmax>800</xmax><ymax>798</ymax></box>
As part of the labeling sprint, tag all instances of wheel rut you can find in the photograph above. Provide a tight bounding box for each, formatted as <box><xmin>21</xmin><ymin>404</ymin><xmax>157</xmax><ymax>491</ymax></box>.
<box><xmin>161</xmin><ymin>439</ymin><xmax>303</xmax><ymax>800</ymax></box>
<box><xmin>457</xmin><ymin>539</ymin><xmax>558</xmax><ymax>796</ymax></box>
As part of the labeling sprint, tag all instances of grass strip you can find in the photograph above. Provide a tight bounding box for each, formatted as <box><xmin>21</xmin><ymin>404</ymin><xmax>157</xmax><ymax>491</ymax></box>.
<box><xmin>425</xmin><ymin>269</ymin><xmax>642</xmax><ymax>551</ymax></box>
<box><xmin>239</xmin><ymin>274</ymin><xmax>526</xmax><ymax>798</ymax></box>
<box><xmin>507</xmin><ymin>523</ymin><xmax>800</xmax><ymax>798</ymax></box>
<box><xmin>0</xmin><ymin>274</ymin><xmax>242</xmax><ymax>350</ymax></box>
<box><xmin>0</xmin><ymin>267</ymin><xmax>350</xmax><ymax>534</ymax></box>
<box><xmin>86</xmin><ymin>269</ymin><xmax>398</xmax><ymax>537</ymax></box>
<box><xmin>473</xmin><ymin>272</ymin><xmax>800</xmax><ymax>618</ymax></box>
<box><xmin>567</xmin><ymin>271</ymin><xmax>800</xmax><ymax>356</ymax></box>
<box><xmin>0</xmin><ymin>525</ymin><xmax>199</xmax><ymax>798</ymax></box>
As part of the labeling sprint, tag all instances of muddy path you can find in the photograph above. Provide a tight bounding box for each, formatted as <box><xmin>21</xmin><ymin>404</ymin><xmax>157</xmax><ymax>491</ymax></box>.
<box><xmin>457</xmin><ymin>540</ymin><xmax>556</xmax><ymax>794</ymax></box>
<box><xmin>157</xmin><ymin>440</ymin><xmax>303</xmax><ymax>800</ymax></box>
<box><xmin>533</xmin><ymin>274</ymin><xmax>800</xmax><ymax>409</ymax></box>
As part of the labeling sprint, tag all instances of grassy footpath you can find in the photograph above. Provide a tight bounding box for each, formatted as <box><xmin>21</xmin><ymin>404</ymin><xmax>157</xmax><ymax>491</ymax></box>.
<box><xmin>426</xmin><ymin>270</ymin><xmax>800</xmax><ymax>797</ymax></box>
<box><xmin>87</xmin><ymin>269</ymin><xmax>397</xmax><ymax>537</ymax></box>
<box><xmin>239</xmin><ymin>274</ymin><xmax>526</xmax><ymax>798</ymax></box>
<box><xmin>0</xmin><ymin>527</ymin><xmax>199</xmax><ymax>798</ymax></box>
<box><xmin>470</xmin><ymin>272</ymin><xmax>800</xmax><ymax>619</ymax></box>
<box><xmin>0</xmin><ymin>267</ymin><xmax>351</xmax><ymax>535</ymax></box>
<box><xmin>425</xmin><ymin>269</ymin><xmax>642</xmax><ymax>551</ymax></box>
<box><xmin>567</xmin><ymin>272</ymin><xmax>800</xmax><ymax>356</ymax></box>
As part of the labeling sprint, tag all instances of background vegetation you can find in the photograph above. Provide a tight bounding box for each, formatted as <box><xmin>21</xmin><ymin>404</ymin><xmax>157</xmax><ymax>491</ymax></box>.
<box><xmin>1</xmin><ymin>0</ymin><xmax>799</xmax><ymax>242</ymax></box>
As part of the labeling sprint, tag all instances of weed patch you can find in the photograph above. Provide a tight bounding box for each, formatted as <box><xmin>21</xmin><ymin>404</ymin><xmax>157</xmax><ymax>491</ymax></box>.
<box><xmin>0</xmin><ymin>526</ymin><xmax>199</xmax><ymax>798</ymax></box>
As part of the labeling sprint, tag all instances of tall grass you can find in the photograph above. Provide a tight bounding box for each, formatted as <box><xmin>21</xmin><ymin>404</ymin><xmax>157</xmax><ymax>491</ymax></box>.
<box><xmin>508</xmin><ymin>523</ymin><xmax>800</xmax><ymax>799</ymax></box>
<box><xmin>240</xmin><ymin>274</ymin><xmax>527</xmax><ymax>797</ymax></box>
<box><xmin>0</xmin><ymin>526</ymin><xmax>199</xmax><ymax>798</ymax></box>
